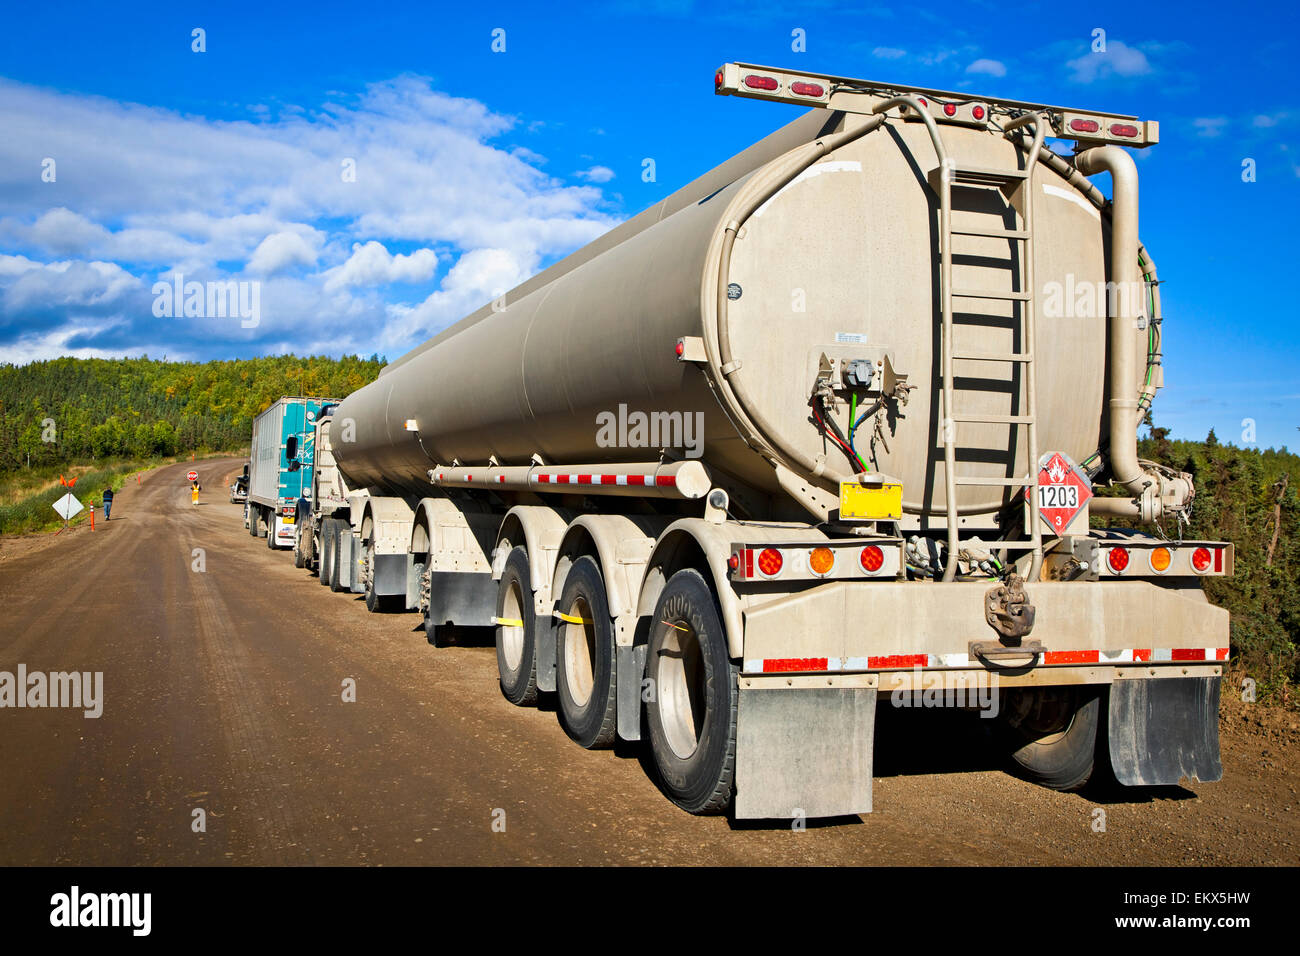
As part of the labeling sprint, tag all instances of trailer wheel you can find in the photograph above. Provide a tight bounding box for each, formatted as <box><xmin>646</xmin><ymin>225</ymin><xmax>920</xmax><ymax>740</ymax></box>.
<box><xmin>999</xmin><ymin>686</ymin><xmax>1100</xmax><ymax>791</ymax></box>
<box><xmin>644</xmin><ymin>568</ymin><xmax>737</xmax><ymax>814</ymax></box>
<box><xmin>554</xmin><ymin>556</ymin><xmax>617</xmax><ymax>749</ymax></box>
<box><xmin>362</xmin><ymin>539</ymin><xmax>398</xmax><ymax>612</ymax></box>
<box><xmin>495</xmin><ymin>547</ymin><xmax>538</xmax><ymax>706</ymax></box>
<box><xmin>319</xmin><ymin>520</ymin><xmax>336</xmax><ymax>587</ymax></box>
<box><xmin>266</xmin><ymin>514</ymin><xmax>276</xmax><ymax>549</ymax></box>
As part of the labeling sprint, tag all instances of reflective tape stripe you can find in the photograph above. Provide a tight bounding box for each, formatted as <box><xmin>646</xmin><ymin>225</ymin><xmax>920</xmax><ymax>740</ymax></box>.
<box><xmin>552</xmin><ymin>610</ymin><xmax>590</xmax><ymax>625</ymax></box>
<box><xmin>744</xmin><ymin>648</ymin><xmax>1230</xmax><ymax>674</ymax></box>
<box><xmin>491</xmin><ymin>616</ymin><xmax>524</xmax><ymax>627</ymax></box>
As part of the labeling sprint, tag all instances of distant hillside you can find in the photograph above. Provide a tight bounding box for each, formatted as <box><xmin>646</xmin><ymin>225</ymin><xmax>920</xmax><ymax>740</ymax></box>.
<box><xmin>1102</xmin><ymin>425</ymin><xmax>1299</xmax><ymax>703</ymax></box>
<box><xmin>0</xmin><ymin>354</ymin><xmax>386</xmax><ymax>471</ymax></box>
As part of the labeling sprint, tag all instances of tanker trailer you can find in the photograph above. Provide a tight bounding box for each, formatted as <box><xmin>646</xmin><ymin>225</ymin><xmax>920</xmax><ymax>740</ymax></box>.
<box><xmin>324</xmin><ymin>62</ymin><xmax>1233</xmax><ymax>819</ymax></box>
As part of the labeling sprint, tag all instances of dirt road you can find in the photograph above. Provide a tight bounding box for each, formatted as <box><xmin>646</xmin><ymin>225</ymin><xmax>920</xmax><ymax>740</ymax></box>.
<box><xmin>0</xmin><ymin>458</ymin><xmax>1296</xmax><ymax>865</ymax></box>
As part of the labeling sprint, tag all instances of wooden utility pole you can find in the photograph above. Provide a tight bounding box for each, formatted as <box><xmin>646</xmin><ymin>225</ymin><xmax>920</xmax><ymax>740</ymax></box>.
<box><xmin>1265</xmin><ymin>474</ymin><xmax>1288</xmax><ymax>568</ymax></box>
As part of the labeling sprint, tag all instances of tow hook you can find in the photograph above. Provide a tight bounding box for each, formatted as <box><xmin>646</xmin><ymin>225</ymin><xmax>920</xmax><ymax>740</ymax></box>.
<box><xmin>984</xmin><ymin>573</ymin><xmax>1036</xmax><ymax>642</ymax></box>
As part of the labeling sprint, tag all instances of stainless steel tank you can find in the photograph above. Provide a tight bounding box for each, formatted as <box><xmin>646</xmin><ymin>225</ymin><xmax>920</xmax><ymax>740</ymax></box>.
<box><xmin>335</xmin><ymin>108</ymin><xmax>1139</xmax><ymax>516</ymax></box>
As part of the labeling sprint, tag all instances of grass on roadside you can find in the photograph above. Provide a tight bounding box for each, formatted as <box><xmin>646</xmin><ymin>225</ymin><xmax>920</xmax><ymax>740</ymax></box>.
<box><xmin>0</xmin><ymin>450</ymin><xmax>245</xmax><ymax>535</ymax></box>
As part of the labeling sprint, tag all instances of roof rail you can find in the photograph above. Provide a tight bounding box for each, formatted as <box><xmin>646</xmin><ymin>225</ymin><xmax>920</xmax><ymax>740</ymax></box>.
<box><xmin>715</xmin><ymin>62</ymin><xmax>1158</xmax><ymax>148</ymax></box>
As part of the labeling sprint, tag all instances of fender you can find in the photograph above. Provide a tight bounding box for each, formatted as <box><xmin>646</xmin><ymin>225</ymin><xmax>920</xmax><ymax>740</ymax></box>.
<box><xmin>637</xmin><ymin>519</ymin><xmax>846</xmax><ymax>661</ymax></box>
<box><xmin>359</xmin><ymin>495</ymin><xmax>415</xmax><ymax>555</ymax></box>
<box><xmin>550</xmin><ymin>514</ymin><xmax>668</xmax><ymax>646</ymax></box>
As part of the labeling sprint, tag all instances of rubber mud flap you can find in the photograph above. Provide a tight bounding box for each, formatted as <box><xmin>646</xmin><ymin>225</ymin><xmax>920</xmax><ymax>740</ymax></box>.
<box><xmin>1107</xmin><ymin>676</ymin><xmax>1222</xmax><ymax>786</ymax></box>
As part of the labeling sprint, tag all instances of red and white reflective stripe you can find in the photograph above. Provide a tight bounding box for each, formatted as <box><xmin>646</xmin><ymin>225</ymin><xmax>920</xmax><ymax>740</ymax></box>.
<box><xmin>530</xmin><ymin>473</ymin><xmax>675</xmax><ymax>487</ymax></box>
<box><xmin>744</xmin><ymin>647</ymin><xmax>1230</xmax><ymax>673</ymax></box>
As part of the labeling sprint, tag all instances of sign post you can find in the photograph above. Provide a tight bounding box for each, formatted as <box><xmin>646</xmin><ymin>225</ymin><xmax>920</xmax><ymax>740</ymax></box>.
<box><xmin>52</xmin><ymin>492</ymin><xmax>84</xmax><ymax>534</ymax></box>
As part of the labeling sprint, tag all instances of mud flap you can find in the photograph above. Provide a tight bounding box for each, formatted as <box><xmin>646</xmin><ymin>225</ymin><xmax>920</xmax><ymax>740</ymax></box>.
<box><xmin>334</xmin><ymin>531</ymin><xmax>356</xmax><ymax>590</ymax></box>
<box><xmin>735</xmin><ymin>680</ymin><xmax>876</xmax><ymax>820</ymax></box>
<box><xmin>1107</xmin><ymin>677</ymin><xmax>1222</xmax><ymax>786</ymax></box>
<box><xmin>615</xmin><ymin>644</ymin><xmax>647</xmax><ymax>742</ymax></box>
<box><xmin>371</xmin><ymin>553</ymin><xmax>407</xmax><ymax>596</ymax></box>
<box><xmin>534</xmin><ymin>614</ymin><xmax>556</xmax><ymax>692</ymax></box>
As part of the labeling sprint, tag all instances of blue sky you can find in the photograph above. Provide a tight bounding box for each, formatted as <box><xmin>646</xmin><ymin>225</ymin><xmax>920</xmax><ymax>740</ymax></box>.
<box><xmin>0</xmin><ymin>0</ymin><xmax>1296</xmax><ymax>450</ymax></box>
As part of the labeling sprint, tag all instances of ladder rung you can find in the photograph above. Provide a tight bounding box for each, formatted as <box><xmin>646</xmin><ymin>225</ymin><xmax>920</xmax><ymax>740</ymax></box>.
<box><xmin>951</xmin><ymin>226</ymin><xmax>1030</xmax><ymax>240</ymax></box>
<box><xmin>950</xmin><ymin>413</ymin><xmax>1034</xmax><ymax>424</ymax></box>
<box><xmin>954</xmin><ymin>476</ymin><xmax>1034</xmax><ymax>487</ymax></box>
<box><xmin>952</xmin><ymin>350</ymin><xmax>1033</xmax><ymax>363</ymax></box>
<box><xmin>952</xmin><ymin>288</ymin><xmax>1032</xmax><ymax>301</ymax></box>
<box><xmin>951</xmin><ymin>165</ymin><xmax>1029</xmax><ymax>184</ymax></box>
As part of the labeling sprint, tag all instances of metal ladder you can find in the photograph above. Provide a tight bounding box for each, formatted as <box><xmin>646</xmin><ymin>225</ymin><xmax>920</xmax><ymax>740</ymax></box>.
<box><xmin>873</xmin><ymin>99</ymin><xmax>1048</xmax><ymax>582</ymax></box>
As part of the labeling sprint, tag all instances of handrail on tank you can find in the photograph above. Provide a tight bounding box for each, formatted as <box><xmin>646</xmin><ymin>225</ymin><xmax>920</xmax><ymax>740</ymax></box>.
<box><xmin>1002</xmin><ymin>111</ymin><xmax>1048</xmax><ymax>173</ymax></box>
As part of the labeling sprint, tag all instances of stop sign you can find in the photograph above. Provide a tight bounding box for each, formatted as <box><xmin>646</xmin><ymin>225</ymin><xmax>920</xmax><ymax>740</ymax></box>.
<box><xmin>187</xmin><ymin>470</ymin><xmax>199</xmax><ymax>482</ymax></box>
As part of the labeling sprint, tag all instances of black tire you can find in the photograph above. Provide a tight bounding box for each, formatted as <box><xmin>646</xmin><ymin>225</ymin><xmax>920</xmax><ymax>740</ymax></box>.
<box><xmin>999</xmin><ymin>686</ymin><xmax>1100</xmax><ymax>791</ymax></box>
<box><xmin>495</xmin><ymin>547</ymin><xmax>538</xmax><ymax>706</ymax></box>
<box><xmin>293</xmin><ymin>520</ymin><xmax>307</xmax><ymax>568</ymax></box>
<box><xmin>257</xmin><ymin>507</ymin><xmax>268</xmax><ymax>538</ymax></box>
<box><xmin>266</xmin><ymin>514</ymin><xmax>276</xmax><ymax>549</ymax></box>
<box><xmin>331</xmin><ymin>527</ymin><xmax>350</xmax><ymax>593</ymax></box>
<box><xmin>247</xmin><ymin>506</ymin><xmax>256</xmax><ymax>536</ymax></box>
<box><xmin>362</xmin><ymin>540</ymin><xmax>398</xmax><ymax>612</ymax></box>
<box><xmin>554</xmin><ymin>556</ymin><xmax>617</xmax><ymax>749</ymax></box>
<box><xmin>644</xmin><ymin>568</ymin><xmax>738</xmax><ymax>814</ymax></box>
<box><xmin>319</xmin><ymin>520</ymin><xmax>336</xmax><ymax>587</ymax></box>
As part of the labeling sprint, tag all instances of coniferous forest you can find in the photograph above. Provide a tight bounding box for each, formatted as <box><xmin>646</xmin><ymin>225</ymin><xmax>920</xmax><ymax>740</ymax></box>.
<box><xmin>0</xmin><ymin>354</ymin><xmax>386</xmax><ymax>469</ymax></box>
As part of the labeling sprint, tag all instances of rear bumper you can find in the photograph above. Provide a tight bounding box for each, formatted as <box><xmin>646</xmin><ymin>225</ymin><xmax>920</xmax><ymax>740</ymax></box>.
<box><xmin>741</xmin><ymin>579</ymin><xmax>1228</xmax><ymax>678</ymax></box>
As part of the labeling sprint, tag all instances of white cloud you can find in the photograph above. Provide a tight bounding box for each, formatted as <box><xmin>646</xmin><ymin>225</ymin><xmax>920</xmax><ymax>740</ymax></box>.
<box><xmin>966</xmin><ymin>58</ymin><xmax>1006</xmax><ymax>78</ymax></box>
<box><xmin>381</xmin><ymin>247</ymin><xmax>532</xmax><ymax>350</ymax></box>
<box><xmin>0</xmin><ymin>75</ymin><xmax>619</xmax><ymax>362</ymax></box>
<box><xmin>322</xmin><ymin>241</ymin><xmax>439</xmax><ymax>293</ymax></box>
<box><xmin>1193</xmin><ymin>117</ymin><xmax>1228</xmax><ymax>138</ymax></box>
<box><xmin>1066</xmin><ymin>40</ymin><xmax>1153</xmax><ymax>84</ymax></box>
<box><xmin>246</xmin><ymin>229</ymin><xmax>322</xmax><ymax>275</ymax></box>
<box><xmin>872</xmin><ymin>47</ymin><xmax>906</xmax><ymax>59</ymax></box>
<box><xmin>575</xmin><ymin>165</ymin><xmax>615</xmax><ymax>183</ymax></box>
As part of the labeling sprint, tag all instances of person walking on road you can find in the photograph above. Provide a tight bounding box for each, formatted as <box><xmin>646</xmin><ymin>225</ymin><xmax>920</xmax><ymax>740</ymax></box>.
<box><xmin>102</xmin><ymin>486</ymin><xmax>114</xmax><ymax>521</ymax></box>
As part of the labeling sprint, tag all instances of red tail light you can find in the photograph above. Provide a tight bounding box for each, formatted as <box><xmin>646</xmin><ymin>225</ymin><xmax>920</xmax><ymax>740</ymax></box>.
<box><xmin>674</xmin><ymin>340</ymin><xmax>685</xmax><ymax>357</ymax></box>
<box><xmin>728</xmin><ymin>552</ymin><xmax>740</xmax><ymax>571</ymax></box>
<box><xmin>1069</xmin><ymin>118</ymin><xmax>1100</xmax><ymax>133</ymax></box>
<box><xmin>744</xmin><ymin>75</ymin><xmax>779</xmax><ymax>91</ymax></box>
<box><xmin>758</xmin><ymin>548</ymin><xmax>783</xmax><ymax>576</ymax></box>
<box><xmin>1107</xmin><ymin>547</ymin><xmax>1129</xmax><ymax>572</ymax></box>
<box><xmin>943</xmin><ymin>103</ymin><xmax>956</xmax><ymax>116</ymax></box>
<box><xmin>972</xmin><ymin>105</ymin><xmax>986</xmax><ymax>120</ymax></box>
<box><xmin>1191</xmin><ymin>547</ymin><xmax>1212</xmax><ymax>573</ymax></box>
<box><xmin>1109</xmin><ymin>123</ymin><xmax>1139</xmax><ymax>138</ymax></box>
<box><xmin>860</xmin><ymin>545</ymin><xmax>884</xmax><ymax>573</ymax></box>
<box><xmin>715</xmin><ymin>70</ymin><xmax>724</xmax><ymax>91</ymax></box>
<box><xmin>790</xmin><ymin>81</ymin><xmax>825</xmax><ymax>97</ymax></box>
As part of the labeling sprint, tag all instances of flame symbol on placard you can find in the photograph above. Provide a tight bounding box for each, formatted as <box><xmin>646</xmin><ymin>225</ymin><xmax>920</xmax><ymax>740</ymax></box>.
<box><xmin>1047</xmin><ymin>458</ymin><xmax>1066</xmax><ymax>484</ymax></box>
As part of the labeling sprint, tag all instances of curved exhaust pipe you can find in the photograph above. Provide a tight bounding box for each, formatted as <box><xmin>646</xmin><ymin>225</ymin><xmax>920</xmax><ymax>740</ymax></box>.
<box><xmin>1074</xmin><ymin>146</ymin><xmax>1192</xmax><ymax>523</ymax></box>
